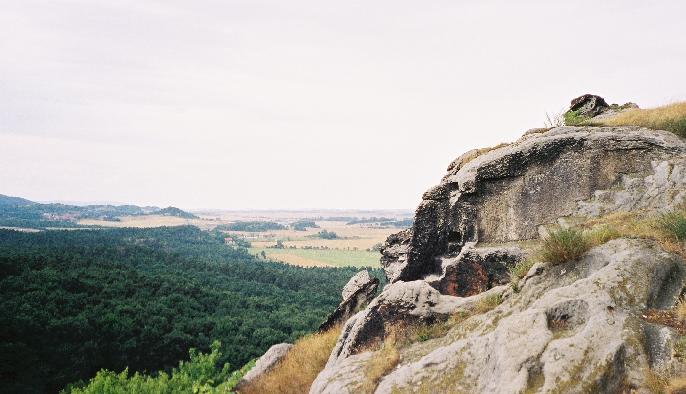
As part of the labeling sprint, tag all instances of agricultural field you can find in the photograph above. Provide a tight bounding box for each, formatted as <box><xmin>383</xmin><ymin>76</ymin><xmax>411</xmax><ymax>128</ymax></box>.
<box><xmin>248</xmin><ymin>247</ymin><xmax>380</xmax><ymax>268</ymax></box>
<box><xmin>80</xmin><ymin>209</ymin><xmax>413</xmax><ymax>268</ymax></box>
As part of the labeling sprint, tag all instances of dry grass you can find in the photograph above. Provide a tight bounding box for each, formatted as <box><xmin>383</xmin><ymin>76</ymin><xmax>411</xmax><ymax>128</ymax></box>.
<box><xmin>473</xmin><ymin>292</ymin><xmax>503</xmax><ymax>314</ymax></box>
<box><xmin>676</xmin><ymin>299</ymin><xmax>686</xmax><ymax>321</ymax></box>
<box><xmin>239</xmin><ymin>326</ymin><xmax>341</xmax><ymax>394</ymax></box>
<box><xmin>598</xmin><ymin>102</ymin><xmax>686</xmax><ymax>137</ymax></box>
<box><xmin>363</xmin><ymin>331</ymin><xmax>400</xmax><ymax>393</ymax></box>
<box><xmin>645</xmin><ymin>369</ymin><xmax>686</xmax><ymax>394</ymax></box>
<box><xmin>668</xmin><ymin>376</ymin><xmax>686</xmax><ymax>393</ymax></box>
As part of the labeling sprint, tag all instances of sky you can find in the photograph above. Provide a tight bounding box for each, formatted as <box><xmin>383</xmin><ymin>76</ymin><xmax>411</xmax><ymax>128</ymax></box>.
<box><xmin>1</xmin><ymin>0</ymin><xmax>685</xmax><ymax>210</ymax></box>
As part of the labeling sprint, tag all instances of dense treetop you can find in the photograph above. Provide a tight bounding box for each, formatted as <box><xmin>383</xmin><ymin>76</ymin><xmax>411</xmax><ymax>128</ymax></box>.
<box><xmin>0</xmin><ymin>226</ymin><xmax>382</xmax><ymax>393</ymax></box>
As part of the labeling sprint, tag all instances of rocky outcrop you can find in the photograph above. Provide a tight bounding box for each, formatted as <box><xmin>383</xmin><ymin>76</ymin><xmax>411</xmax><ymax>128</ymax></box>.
<box><xmin>381</xmin><ymin>126</ymin><xmax>686</xmax><ymax>287</ymax></box>
<box><xmin>374</xmin><ymin>239</ymin><xmax>686</xmax><ymax>393</ymax></box>
<box><xmin>311</xmin><ymin>97</ymin><xmax>686</xmax><ymax>393</ymax></box>
<box><xmin>237</xmin><ymin>343</ymin><xmax>292</xmax><ymax>388</ymax></box>
<box><xmin>567</xmin><ymin>94</ymin><xmax>639</xmax><ymax>121</ymax></box>
<box><xmin>312</xmin><ymin>239</ymin><xmax>686</xmax><ymax>393</ymax></box>
<box><xmin>319</xmin><ymin>270</ymin><xmax>379</xmax><ymax>332</ymax></box>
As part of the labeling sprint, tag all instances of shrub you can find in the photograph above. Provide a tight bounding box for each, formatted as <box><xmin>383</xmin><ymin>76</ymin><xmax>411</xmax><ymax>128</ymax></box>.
<box><xmin>240</xmin><ymin>326</ymin><xmax>341</xmax><ymax>394</ymax></box>
<box><xmin>657</xmin><ymin>211</ymin><xmax>686</xmax><ymax>242</ymax></box>
<box><xmin>65</xmin><ymin>341</ymin><xmax>247</xmax><ymax>394</ymax></box>
<box><xmin>598</xmin><ymin>102</ymin><xmax>686</xmax><ymax>138</ymax></box>
<box><xmin>540</xmin><ymin>227</ymin><xmax>590</xmax><ymax>265</ymax></box>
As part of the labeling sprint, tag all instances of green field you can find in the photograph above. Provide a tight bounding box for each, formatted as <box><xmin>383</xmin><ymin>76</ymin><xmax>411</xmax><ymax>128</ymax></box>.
<box><xmin>249</xmin><ymin>247</ymin><xmax>381</xmax><ymax>268</ymax></box>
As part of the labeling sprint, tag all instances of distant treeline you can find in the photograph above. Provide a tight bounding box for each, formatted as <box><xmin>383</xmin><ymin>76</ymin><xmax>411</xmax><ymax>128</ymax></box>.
<box><xmin>217</xmin><ymin>221</ymin><xmax>287</xmax><ymax>232</ymax></box>
<box><xmin>0</xmin><ymin>194</ymin><xmax>197</xmax><ymax>228</ymax></box>
<box><xmin>0</xmin><ymin>226</ymin><xmax>383</xmax><ymax>392</ymax></box>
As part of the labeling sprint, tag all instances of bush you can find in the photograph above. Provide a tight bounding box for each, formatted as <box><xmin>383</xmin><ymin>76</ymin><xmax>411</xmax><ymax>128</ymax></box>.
<box><xmin>541</xmin><ymin>227</ymin><xmax>590</xmax><ymax>265</ymax></box>
<box><xmin>65</xmin><ymin>341</ymin><xmax>251</xmax><ymax>394</ymax></box>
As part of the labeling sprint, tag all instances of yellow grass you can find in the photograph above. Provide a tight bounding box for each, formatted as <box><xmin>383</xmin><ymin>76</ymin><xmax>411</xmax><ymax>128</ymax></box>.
<box><xmin>598</xmin><ymin>102</ymin><xmax>686</xmax><ymax>137</ymax></box>
<box><xmin>240</xmin><ymin>326</ymin><xmax>341</xmax><ymax>394</ymax></box>
<box><xmin>363</xmin><ymin>332</ymin><xmax>400</xmax><ymax>393</ymax></box>
<box><xmin>262</xmin><ymin>253</ymin><xmax>333</xmax><ymax>268</ymax></box>
<box><xmin>676</xmin><ymin>299</ymin><xmax>686</xmax><ymax>321</ymax></box>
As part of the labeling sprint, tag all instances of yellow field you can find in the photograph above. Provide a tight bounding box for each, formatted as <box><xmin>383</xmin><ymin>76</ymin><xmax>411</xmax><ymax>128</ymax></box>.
<box><xmin>233</xmin><ymin>221</ymin><xmax>396</xmax><ymax>250</ymax></box>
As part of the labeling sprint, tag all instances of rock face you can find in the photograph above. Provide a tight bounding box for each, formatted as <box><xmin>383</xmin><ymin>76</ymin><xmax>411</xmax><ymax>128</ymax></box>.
<box><xmin>311</xmin><ymin>117</ymin><xmax>686</xmax><ymax>393</ymax></box>
<box><xmin>238</xmin><ymin>343</ymin><xmax>292</xmax><ymax>387</ymax></box>
<box><xmin>319</xmin><ymin>270</ymin><xmax>379</xmax><ymax>332</ymax></box>
<box><xmin>381</xmin><ymin>126</ymin><xmax>686</xmax><ymax>287</ymax></box>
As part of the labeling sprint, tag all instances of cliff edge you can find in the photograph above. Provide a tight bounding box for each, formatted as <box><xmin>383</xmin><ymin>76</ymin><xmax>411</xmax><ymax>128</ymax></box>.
<box><xmin>310</xmin><ymin>96</ymin><xmax>686</xmax><ymax>393</ymax></box>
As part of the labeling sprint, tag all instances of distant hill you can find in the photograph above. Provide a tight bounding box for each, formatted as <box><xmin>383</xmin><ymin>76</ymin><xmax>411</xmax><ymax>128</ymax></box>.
<box><xmin>0</xmin><ymin>194</ymin><xmax>34</xmax><ymax>207</ymax></box>
<box><xmin>157</xmin><ymin>206</ymin><xmax>198</xmax><ymax>219</ymax></box>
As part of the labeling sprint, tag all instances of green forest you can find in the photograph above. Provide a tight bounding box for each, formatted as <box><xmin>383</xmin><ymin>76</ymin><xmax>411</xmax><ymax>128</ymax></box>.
<box><xmin>0</xmin><ymin>226</ymin><xmax>382</xmax><ymax>393</ymax></box>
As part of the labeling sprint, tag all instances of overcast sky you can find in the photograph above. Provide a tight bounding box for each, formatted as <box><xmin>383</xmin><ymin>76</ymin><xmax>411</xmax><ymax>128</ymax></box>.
<box><xmin>1</xmin><ymin>0</ymin><xmax>685</xmax><ymax>209</ymax></box>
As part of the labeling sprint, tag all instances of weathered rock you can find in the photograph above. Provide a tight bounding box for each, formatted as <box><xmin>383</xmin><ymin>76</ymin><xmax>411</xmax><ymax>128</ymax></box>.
<box><xmin>372</xmin><ymin>239</ymin><xmax>686</xmax><ymax>393</ymax></box>
<box><xmin>309</xmin><ymin>240</ymin><xmax>686</xmax><ymax>393</ymax></box>
<box><xmin>322</xmin><ymin>280</ymin><xmax>508</xmax><ymax>367</ymax></box>
<box><xmin>319</xmin><ymin>270</ymin><xmax>379</xmax><ymax>332</ymax></box>
<box><xmin>426</xmin><ymin>244</ymin><xmax>525</xmax><ymax>297</ymax></box>
<box><xmin>237</xmin><ymin>343</ymin><xmax>292</xmax><ymax>387</ymax></box>
<box><xmin>341</xmin><ymin>271</ymin><xmax>375</xmax><ymax>300</ymax></box>
<box><xmin>569</xmin><ymin>94</ymin><xmax>610</xmax><ymax>117</ymax></box>
<box><xmin>381</xmin><ymin>126</ymin><xmax>686</xmax><ymax>285</ymax></box>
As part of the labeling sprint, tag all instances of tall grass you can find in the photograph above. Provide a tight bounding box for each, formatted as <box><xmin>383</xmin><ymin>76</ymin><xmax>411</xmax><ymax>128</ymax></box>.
<box><xmin>240</xmin><ymin>326</ymin><xmax>341</xmax><ymax>394</ymax></box>
<box><xmin>598</xmin><ymin>102</ymin><xmax>686</xmax><ymax>137</ymax></box>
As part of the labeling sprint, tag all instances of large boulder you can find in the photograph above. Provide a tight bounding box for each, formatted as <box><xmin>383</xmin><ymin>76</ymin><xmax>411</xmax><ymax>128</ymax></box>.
<box><xmin>322</xmin><ymin>280</ymin><xmax>508</xmax><ymax>366</ymax></box>
<box><xmin>237</xmin><ymin>343</ymin><xmax>292</xmax><ymax>388</ymax></box>
<box><xmin>319</xmin><ymin>270</ymin><xmax>379</xmax><ymax>332</ymax></box>
<box><xmin>569</xmin><ymin>94</ymin><xmax>610</xmax><ymax>118</ymax></box>
<box><xmin>381</xmin><ymin>126</ymin><xmax>686</xmax><ymax>285</ymax></box>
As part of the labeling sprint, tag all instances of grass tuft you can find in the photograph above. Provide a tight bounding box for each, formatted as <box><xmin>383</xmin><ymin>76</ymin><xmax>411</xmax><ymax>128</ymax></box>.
<box><xmin>541</xmin><ymin>227</ymin><xmax>590</xmax><ymax>265</ymax></box>
<box><xmin>509</xmin><ymin>259</ymin><xmax>535</xmax><ymax>292</ymax></box>
<box><xmin>597</xmin><ymin>102</ymin><xmax>686</xmax><ymax>137</ymax></box>
<box><xmin>657</xmin><ymin>211</ymin><xmax>686</xmax><ymax>242</ymax></box>
<box><xmin>240</xmin><ymin>325</ymin><xmax>341</xmax><ymax>394</ymax></box>
<box><xmin>474</xmin><ymin>292</ymin><xmax>503</xmax><ymax>314</ymax></box>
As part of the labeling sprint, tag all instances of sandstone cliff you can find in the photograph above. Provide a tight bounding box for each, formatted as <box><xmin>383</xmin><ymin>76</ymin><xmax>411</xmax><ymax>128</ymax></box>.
<box><xmin>310</xmin><ymin>96</ymin><xmax>686</xmax><ymax>393</ymax></box>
